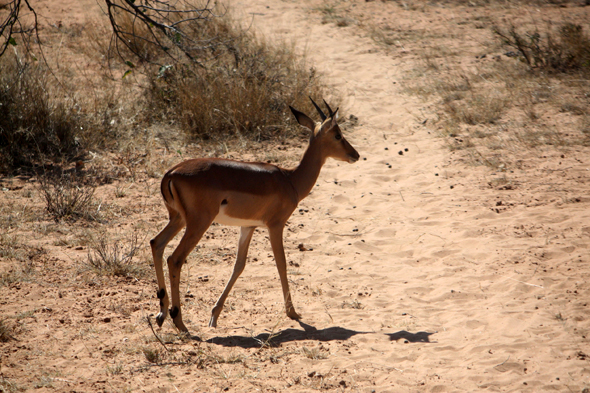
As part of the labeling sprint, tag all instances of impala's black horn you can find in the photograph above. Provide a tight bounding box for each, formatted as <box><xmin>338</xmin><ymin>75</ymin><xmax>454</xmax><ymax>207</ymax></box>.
<box><xmin>323</xmin><ymin>99</ymin><xmax>335</xmax><ymax>118</ymax></box>
<box><xmin>309</xmin><ymin>96</ymin><xmax>327</xmax><ymax>122</ymax></box>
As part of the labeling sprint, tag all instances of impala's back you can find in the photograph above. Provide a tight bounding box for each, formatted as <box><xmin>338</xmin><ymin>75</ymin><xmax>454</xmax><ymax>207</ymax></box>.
<box><xmin>161</xmin><ymin>158</ymin><xmax>298</xmax><ymax>228</ymax></box>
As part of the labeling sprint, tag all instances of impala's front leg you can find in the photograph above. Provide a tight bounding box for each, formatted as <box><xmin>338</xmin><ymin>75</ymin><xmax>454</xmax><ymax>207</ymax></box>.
<box><xmin>209</xmin><ymin>226</ymin><xmax>256</xmax><ymax>327</ymax></box>
<box><xmin>269</xmin><ymin>225</ymin><xmax>301</xmax><ymax>321</ymax></box>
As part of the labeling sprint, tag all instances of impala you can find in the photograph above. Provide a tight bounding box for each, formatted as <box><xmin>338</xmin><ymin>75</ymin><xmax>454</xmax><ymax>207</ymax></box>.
<box><xmin>150</xmin><ymin>98</ymin><xmax>359</xmax><ymax>332</ymax></box>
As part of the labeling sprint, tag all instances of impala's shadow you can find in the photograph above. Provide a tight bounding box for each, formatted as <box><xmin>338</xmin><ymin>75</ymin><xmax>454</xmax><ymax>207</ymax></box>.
<box><xmin>205</xmin><ymin>321</ymin><xmax>437</xmax><ymax>348</ymax></box>
<box><xmin>387</xmin><ymin>330</ymin><xmax>436</xmax><ymax>343</ymax></box>
<box><xmin>206</xmin><ymin>321</ymin><xmax>368</xmax><ymax>348</ymax></box>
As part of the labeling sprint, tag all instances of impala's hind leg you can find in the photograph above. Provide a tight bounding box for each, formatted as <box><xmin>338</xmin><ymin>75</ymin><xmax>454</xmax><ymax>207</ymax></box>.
<box><xmin>167</xmin><ymin>213</ymin><xmax>214</xmax><ymax>332</ymax></box>
<box><xmin>209</xmin><ymin>226</ymin><xmax>255</xmax><ymax>327</ymax></box>
<box><xmin>151</xmin><ymin>208</ymin><xmax>185</xmax><ymax>327</ymax></box>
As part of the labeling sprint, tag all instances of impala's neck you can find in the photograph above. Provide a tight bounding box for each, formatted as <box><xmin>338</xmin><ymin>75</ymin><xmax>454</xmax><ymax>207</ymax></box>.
<box><xmin>289</xmin><ymin>139</ymin><xmax>326</xmax><ymax>203</ymax></box>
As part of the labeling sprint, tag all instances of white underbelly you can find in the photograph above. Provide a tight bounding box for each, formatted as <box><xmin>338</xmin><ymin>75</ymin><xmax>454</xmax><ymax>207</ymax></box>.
<box><xmin>213</xmin><ymin>206</ymin><xmax>265</xmax><ymax>227</ymax></box>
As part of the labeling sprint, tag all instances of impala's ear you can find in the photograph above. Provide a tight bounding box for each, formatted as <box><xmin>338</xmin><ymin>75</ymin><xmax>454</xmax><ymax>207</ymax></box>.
<box><xmin>289</xmin><ymin>106</ymin><xmax>316</xmax><ymax>132</ymax></box>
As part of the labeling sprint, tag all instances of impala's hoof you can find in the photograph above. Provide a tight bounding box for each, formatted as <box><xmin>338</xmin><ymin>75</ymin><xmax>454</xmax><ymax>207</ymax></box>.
<box><xmin>155</xmin><ymin>312</ymin><xmax>166</xmax><ymax>327</ymax></box>
<box><xmin>287</xmin><ymin>309</ymin><xmax>302</xmax><ymax>321</ymax></box>
<box><xmin>174</xmin><ymin>321</ymin><xmax>189</xmax><ymax>333</ymax></box>
<box><xmin>208</xmin><ymin>316</ymin><xmax>218</xmax><ymax>328</ymax></box>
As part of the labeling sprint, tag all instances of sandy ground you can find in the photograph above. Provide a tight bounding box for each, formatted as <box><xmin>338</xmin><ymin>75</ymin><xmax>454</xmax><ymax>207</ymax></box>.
<box><xmin>1</xmin><ymin>0</ymin><xmax>590</xmax><ymax>392</ymax></box>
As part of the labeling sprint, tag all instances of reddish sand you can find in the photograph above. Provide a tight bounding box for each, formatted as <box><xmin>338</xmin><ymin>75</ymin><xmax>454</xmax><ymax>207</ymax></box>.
<box><xmin>1</xmin><ymin>0</ymin><xmax>589</xmax><ymax>392</ymax></box>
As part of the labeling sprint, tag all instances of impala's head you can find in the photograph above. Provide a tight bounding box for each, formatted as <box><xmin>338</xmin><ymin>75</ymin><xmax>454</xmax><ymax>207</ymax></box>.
<box><xmin>289</xmin><ymin>98</ymin><xmax>360</xmax><ymax>164</ymax></box>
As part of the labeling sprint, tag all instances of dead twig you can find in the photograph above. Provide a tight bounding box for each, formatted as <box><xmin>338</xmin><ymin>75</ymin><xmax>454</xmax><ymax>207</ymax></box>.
<box><xmin>146</xmin><ymin>315</ymin><xmax>170</xmax><ymax>352</ymax></box>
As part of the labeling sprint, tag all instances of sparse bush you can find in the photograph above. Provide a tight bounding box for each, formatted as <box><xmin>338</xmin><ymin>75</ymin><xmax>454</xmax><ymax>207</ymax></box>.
<box><xmin>105</xmin><ymin>0</ymin><xmax>334</xmax><ymax>140</ymax></box>
<box><xmin>142</xmin><ymin>346</ymin><xmax>162</xmax><ymax>364</ymax></box>
<box><xmin>342</xmin><ymin>299</ymin><xmax>364</xmax><ymax>310</ymax></box>
<box><xmin>0</xmin><ymin>33</ymin><xmax>146</xmax><ymax>174</ymax></box>
<box><xmin>0</xmin><ymin>319</ymin><xmax>16</xmax><ymax>342</ymax></box>
<box><xmin>0</xmin><ymin>54</ymin><xmax>85</xmax><ymax>172</ymax></box>
<box><xmin>106</xmin><ymin>363</ymin><xmax>124</xmax><ymax>375</ymax></box>
<box><xmin>301</xmin><ymin>346</ymin><xmax>329</xmax><ymax>360</ymax></box>
<box><xmin>0</xmin><ymin>264</ymin><xmax>33</xmax><ymax>287</ymax></box>
<box><xmin>444</xmin><ymin>90</ymin><xmax>509</xmax><ymax>125</ymax></box>
<box><xmin>38</xmin><ymin>174</ymin><xmax>99</xmax><ymax>222</ymax></box>
<box><xmin>0</xmin><ymin>376</ymin><xmax>21</xmax><ymax>393</ymax></box>
<box><xmin>86</xmin><ymin>232</ymin><xmax>145</xmax><ymax>277</ymax></box>
<box><xmin>0</xmin><ymin>234</ymin><xmax>42</xmax><ymax>286</ymax></box>
<box><xmin>493</xmin><ymin>22</ymin><xmax>590</xmax><ymax>75</ymax></box>
<box><xmin>1</xmin><ymin>1</ymin><xmax>334</xmax><ymax>175</ymax></box>
<box><xmin>143</xmin><ymin>14</ymin><xmax>330</xmax><ymax>140</ymax></box>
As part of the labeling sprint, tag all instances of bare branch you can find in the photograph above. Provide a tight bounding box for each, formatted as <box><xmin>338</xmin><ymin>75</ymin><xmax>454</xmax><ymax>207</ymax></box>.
<box><xmin>103</xmin><ymin>0</ymin><xmax>221</xmax><ymax>67</ymax></box>
<box><xmin>0</xmin><ymin>0</ymin><xmax>40</xmax><ymax>58</ymax></box>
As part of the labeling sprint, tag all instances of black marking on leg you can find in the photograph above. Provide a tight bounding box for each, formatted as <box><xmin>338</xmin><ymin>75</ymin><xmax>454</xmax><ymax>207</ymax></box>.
<box><xmin>157</xmin><ymin>288</ymin><xmax>166</xmax><ymax>299</ymax></box>
<box><xmin>221</xmin><ymin>199</ymin><xmax>228</xmax><ymax>205</ymax></box>
<box><xmin>160</xmin><ymin>300</ymin><xmax>164</xmax><ymax>307</ymax></box>
<box><xmin>150</xmin><ymin>238</ymin><xmax>155</xmax><ymax>247</ymax></box>
<box><xmin>170</xmin><ymin>306</ymin><xmax>179</xmax><ymax>319</ymax></box>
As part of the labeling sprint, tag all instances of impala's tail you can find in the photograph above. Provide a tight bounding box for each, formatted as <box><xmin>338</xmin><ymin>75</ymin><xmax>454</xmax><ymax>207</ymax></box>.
<box><xmin>160</xmin><ymin>172</ymin><xmax>175</xmax><ymax>204</ymax></box>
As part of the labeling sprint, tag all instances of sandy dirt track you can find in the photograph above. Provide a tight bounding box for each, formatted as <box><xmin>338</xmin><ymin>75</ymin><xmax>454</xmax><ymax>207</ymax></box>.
<box><xmin>1</xmin><ymin>0</ymin><xmax>590</xmax><ymax>392</ymax></box>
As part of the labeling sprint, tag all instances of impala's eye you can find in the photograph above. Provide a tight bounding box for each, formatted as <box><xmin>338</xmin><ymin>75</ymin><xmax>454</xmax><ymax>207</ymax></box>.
<box><xmin>335</xmin><ymin>133</ymin><xmax>342</xmax><ymax>140</ymax></box>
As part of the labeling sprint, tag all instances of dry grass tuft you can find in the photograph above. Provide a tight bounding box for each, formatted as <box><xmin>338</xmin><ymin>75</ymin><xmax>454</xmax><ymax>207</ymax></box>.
<box><xmin>142</xmin><ymin>346</ymin><xmax>163</xmax><ymax>364</ymax></box>
<box><xmin>0</xmin><ymin>263</ymin><xmax>34</xmax><ymax>287</ymax></box>
<box><xmin>0</xmin><ymin>233</ymin><xmax>31</xmax><ymax>261</ymax></box>
<box><xmin>38</xmin><ymin>174</ymin><xmax>100</xmax><ymax>222</ymax></box>
<box><xmin>493</xmin><ymin>22</ymin><xmax>590</xmax><ymax>75</ymax></box>
<box><xmin>106</xmin><ymin>363</ymin><xmax>124</xmax><ymax>376</ymax></box>
<box><xmin>85</xmin><ymin>231</ymin><xmax>146</xmax><ymax>278</ymax></box>
<box><xmin>0</xmin><ymin>234</ymin><xmax>43</xmax><ymax>286</ymax></box>
<box><xmin>301</xmin><ymin>345</ymin><xmax>330</xmax><ymax>360</ymax></box>
<box><xmin>444</xmin><ymin>90</ymin><xmax>509</xmax><ymax>126</ymax></box>
<box><xmin>315</xmin><ymin>3</ymin><xmax>356</xmax><ymax>27</ymax></box>
<box><xmin>0</xmin><ymin>376</ymin><xmax>20</xmax><ymax>393</ymax></box>
<box><xmin>0</xmin><ymin>318</ymin><xmax>17</xmax><ymax>342</ymax></box>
